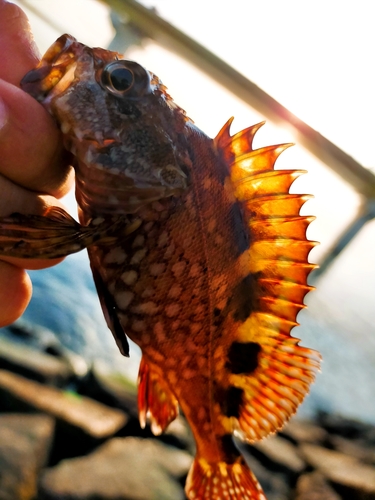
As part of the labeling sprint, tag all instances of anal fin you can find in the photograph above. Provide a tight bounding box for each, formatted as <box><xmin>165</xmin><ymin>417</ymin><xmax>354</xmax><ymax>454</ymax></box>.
<box><xmin>137</xmin><ymin>356</ymin><xmax>179</xmax><ymax>435</ymax></box>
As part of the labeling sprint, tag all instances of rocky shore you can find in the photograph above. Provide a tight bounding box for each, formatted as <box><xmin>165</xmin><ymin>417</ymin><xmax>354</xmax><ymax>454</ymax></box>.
<box><xmin>0</xmin><ymin>335</ymin><xmax>374</xmax><ymax>500</ymax></box>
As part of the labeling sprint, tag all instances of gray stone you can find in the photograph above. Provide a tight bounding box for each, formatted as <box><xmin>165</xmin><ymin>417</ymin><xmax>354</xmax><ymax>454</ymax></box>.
<box><xmin>163</xmin><ymin>415</ymin><xmax>195</xmax><ymax>454</ymax></box>
<box><xmin>281</xmin><ymin>419</ymin><xmax>328</xmax><ymax>444</ymax></box>
<box><xmin>82</xmin><ymin>365</ymin><xmax>195</xmax><ymax>452</ymax></box>
<box><xmin>0</xmin><ymin>369</ymin><xmax>127</xmax><ymax>439</ymax></box>
<box><xmin>81</xmin><ymin>363</ymin><xmax>138</xmax><ymax>417</ymax></box>
<box><xmin>295</xmin><ymin>471</ymin><xmax>341</xmax><ymax>500</ymax></box>
<box><xmin>318</xmin><ymin>413</ymin><xmax>375</xmax><ymax>442</ymax></box>
<box><xmin>329</xmin><ymin>434</ymin><xmax>375</xmax><ymax>465</ymax></box>
<box><xmin>251</xmin><ymin>434</ymin><xmax>306</xmax><ymax>474</ymax></box>
<box><xmin>0</xmin><ymin>413</ymin><xmax>54</xmax><ymax>500</ymax></box>
<box><xmin>243</xmin><ymin>453</ymin><xmax>291</xmax><ymax>500</ymax></box>
<box><xmin>301</xmin><ymin>443</ymin><xmax>375</xmax><ymax>499</ymax></box>
<box><xmin>0</xmin><ymin>338</ymin><xmax>72</xmax><ymax>386</ymax></box>
<box><xmin>39</xmin><ymin>437</ymin><xmax>192</xmax><ymax>500</ymax></box>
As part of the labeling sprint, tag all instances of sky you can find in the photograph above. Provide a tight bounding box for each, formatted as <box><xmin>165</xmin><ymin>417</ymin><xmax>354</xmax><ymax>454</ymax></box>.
<box><xmin>139</xmin><ymin>0</ymin><xmax>375</xmax><ymax>166</ymax></box>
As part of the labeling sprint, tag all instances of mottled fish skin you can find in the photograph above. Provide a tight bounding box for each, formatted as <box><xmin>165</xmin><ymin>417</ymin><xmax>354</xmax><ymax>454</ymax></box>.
<box><xmin>0</xmin><ymin>34</ymin><xmax>322</xmax><ymax>499</ymax></box>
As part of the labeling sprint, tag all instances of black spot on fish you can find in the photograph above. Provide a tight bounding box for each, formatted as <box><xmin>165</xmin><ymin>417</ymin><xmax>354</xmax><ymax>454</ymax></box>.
<box><xmin>212</xmin><ymin>307</ymin><xmax>224</xmax><ymax>327</ymax></box>
<box><xmin>215</xmin><ymin>384</ymin><xmax>244</xmax><ymax>419</ymax></box>
<box><xmin>229</xmin><ymin>201</ymin><xmax>250</xmax><ymax>257</ymax></box>
<box><xmin>220</xmin><ymin>434</ymin><xmax>240</xmax><ymax>463</ymax></box>
<box><xmin>226</xmin><ymin>386</ymin><xmax>244</xmax><ymax>418</ymax></box>
<box><xmin>231</xmin><ymin>273</ymin><xmax>259</xmax><ymax>321</ymax></box>
<box><xmin>226</xmin><ymin>341</ymin><xmax>261</xmax><ymax>374</ymax></box>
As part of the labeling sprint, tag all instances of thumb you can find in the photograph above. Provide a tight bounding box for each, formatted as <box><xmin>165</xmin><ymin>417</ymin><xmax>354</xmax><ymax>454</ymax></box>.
<box><xmin>0</xmin><ymin>0</ymin><xmax>40</xmax><ymax>85</ymax></box>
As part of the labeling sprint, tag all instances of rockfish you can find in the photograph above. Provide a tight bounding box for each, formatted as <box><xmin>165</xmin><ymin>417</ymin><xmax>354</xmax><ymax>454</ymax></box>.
<box><xmin>0</xmin><ymin>34</ymin><xmax>321</xmax><ymax>499</ymax></box>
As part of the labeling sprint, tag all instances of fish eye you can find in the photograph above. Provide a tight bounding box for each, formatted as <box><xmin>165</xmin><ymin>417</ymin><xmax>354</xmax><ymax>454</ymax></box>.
<box><xmin>101</xmin><ymin>62</ymin><xmax>134</xmax><ymax>94</ymax></box>
<box><xmin>109</xmin><ymin>67</ymin><xmax>134</xmax><ymax>92</ymax></box>
<box><xmin>101</xmin><ymin>61</ymin><xmax>151</xmax><ymax>97</ymax></box>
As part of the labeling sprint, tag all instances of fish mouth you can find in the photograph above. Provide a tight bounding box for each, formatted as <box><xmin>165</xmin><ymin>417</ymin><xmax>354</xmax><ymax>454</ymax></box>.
<box><xmin>20</xmin><ymin>34</ymin><xmax>80</xmax><ymax>104</ymax></box>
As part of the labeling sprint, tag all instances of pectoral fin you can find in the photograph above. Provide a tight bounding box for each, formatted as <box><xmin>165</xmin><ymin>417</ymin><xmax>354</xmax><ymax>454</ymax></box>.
<box><xmin>90</xmin><ymin>265</ymin><xmax>130</xmax><ymax>357</ymax></box>
<box><xmin>0</xmin><ymin>206</ymin><xmax>133</xmax><ymax>259</ymax></box>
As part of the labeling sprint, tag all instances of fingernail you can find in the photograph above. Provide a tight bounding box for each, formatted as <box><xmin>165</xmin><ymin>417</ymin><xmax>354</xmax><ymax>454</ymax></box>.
<box><xmin>0</xmin><ymin>97</ymin><xmax>9</xmax><ymax>130</ymax></box>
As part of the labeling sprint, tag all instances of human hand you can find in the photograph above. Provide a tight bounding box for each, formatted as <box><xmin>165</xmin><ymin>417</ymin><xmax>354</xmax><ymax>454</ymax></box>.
<box><xmin>0</xmin><ymin>0</ymin><xmax>73</xmax><ymax>326</ymax></box>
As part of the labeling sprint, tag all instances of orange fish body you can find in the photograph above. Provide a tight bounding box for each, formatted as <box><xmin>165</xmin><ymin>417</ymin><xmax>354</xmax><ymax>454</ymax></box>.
<box><xmin>0</xmin><ymin>35</ymin><xmax>321</xmax><ymax>499</ymax></box>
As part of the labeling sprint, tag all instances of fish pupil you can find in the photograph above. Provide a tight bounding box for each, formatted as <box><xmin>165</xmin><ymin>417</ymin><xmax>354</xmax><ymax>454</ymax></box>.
<box><xmin>109</xmin><ymin>68</ymin><xmax>133</xmax><ymax>91</ymax></box>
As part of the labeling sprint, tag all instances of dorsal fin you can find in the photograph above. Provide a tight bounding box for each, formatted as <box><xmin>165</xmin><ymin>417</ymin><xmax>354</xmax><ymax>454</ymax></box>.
<box><xmin>215</xmin><ymin>120</ymin><xmax>321</xmax><ymax>441</ymax></box>
<box><xmin>215</xmin><ymin>118</ymin><xmax>318</xmax><ymax>320</ymax></box>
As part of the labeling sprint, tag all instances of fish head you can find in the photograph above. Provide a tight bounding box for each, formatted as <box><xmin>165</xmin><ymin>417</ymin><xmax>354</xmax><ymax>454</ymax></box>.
<box><xmin>21</xmin><ymin>34</ymin><xmax>191</xmax><ymax>214</ymax></box>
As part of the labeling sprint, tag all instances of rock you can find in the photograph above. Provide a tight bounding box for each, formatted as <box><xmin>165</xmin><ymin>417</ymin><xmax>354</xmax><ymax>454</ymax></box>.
<box><xmin>249</xmin><ymin>434</ymin><xmax>306</xmax><ymax>475</ymax></box>
<box><xmin>329</xmin><ymin>434</ymin><xmax>375</xmax><ymax>465</ymax></box>
<box><xmin>80</xmin><ymin>365</ymin><xmax>195</xmax><ymax>452</ymax></box>
<box><xmin>295</xmin><ymin>471</ymin><xmax>341</xmax><ymax>500</ymax></box>
<box><xmin>39</xmin><ymin>437</ymin><xmax>192</xmax><ymax>500</ymax></box>
<box><xmin>79</xmin><ymin>363</ymin><xmax>138</xmax><ymax>417</ymax></box>
<box><xmin>0</xmin><ymin>338</ymin><xmax>73</xmax><ymax>386</ymax></box>
<box><xmin>162</xmin><ymin>415</ymin><xmax>195</xmax><ymax>454</ymax></box>
<box><xmin>0</xmin><ymin>369</ymin><xmax>127</xmax><ymax>440</ymax></box>
<box><xmin>281</xmin><ymin>419</ymin><xmax>328</xmax><ymax>444</ymax></box>
<box><xmin>243</xmin><ymin>453</ymin><xmax>291</xmax><ymax>500</ymax></box>
<box><xmin>1</xmin><ymin>321</ymin><xmax>90</xmax><ymax>379</ymax></box>
<box><xmin>301</xmin><ymin>443</ymin><xmax>375</xmax><ymax>499</ymax></box>
<box><xmin>318</xmin><ymin>412</ymin><xmax>375</xmax><ymax>442</ymax></box>
<box><xmin>0</xmin><ymin>413</ymin><xmax>54</xmax><ymax>500</ymax></box>
<box><xmin>3</xmin><ymin>323</ymin><xmax>36</xmax><ymax>340</ymax></box>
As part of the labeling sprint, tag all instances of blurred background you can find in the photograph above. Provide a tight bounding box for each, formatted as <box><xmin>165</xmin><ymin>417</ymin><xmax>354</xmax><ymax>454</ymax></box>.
<box><xmin>2</xmin><ymin>0</ymin><xmax>375</xmax><ymax>424</ymax></box>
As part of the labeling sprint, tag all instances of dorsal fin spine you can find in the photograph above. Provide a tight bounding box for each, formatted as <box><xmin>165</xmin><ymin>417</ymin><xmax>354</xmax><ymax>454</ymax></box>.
<box><xmin>234</xmin><ymin>171</ymin><xmax>306</xmax><ymax>201</ymax></box>
<box><xmin>214</xmin><ymin>119</ymin><xmax>321</xmax><ymax>443</ymax></box>
<box><xmin>214</xmin><ymin>118</ymin><xmax>265</xmax><ymax>152</ymax></box>
<box><xmin>230</xmin><ymin>143</ymin><xmax>293</xmax><ymax>181</ymax></box>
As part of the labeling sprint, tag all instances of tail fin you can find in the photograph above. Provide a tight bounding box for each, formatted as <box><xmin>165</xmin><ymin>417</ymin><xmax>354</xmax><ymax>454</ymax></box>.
<box><xmin>186</xmin><ymin>456</ymin><xmax>266</xmax><ymax>500</ymax></box>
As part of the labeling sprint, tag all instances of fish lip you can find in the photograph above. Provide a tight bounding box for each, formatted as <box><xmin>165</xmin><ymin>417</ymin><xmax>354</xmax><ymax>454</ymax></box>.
<box><xmin>21</xmin><ymin>34</ymin><xmax>127</xmax><ymax>112</ymax></box>
<box><xmin>20</xmin><ymin>60</ymin><xmax>77</xmax><ymax>103</ymax></box>
<box><xmin>20</xmin><ymin>34</ymin><xmax>82</xmax><ymax>102</ymax></box>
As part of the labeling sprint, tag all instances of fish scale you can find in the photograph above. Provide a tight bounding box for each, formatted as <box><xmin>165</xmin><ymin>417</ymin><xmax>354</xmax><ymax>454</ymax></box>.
<box><xmin>0</xmin><ymin>34</ymin><xmax>321</xmax><ymax>500</ymax></box>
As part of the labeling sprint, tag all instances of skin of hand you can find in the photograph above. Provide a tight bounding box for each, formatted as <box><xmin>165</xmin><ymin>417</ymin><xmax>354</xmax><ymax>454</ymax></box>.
<box><xmin>0</xmin><ymin>0</ymin><xmax>74</xmax><ymax>326</ymax></box>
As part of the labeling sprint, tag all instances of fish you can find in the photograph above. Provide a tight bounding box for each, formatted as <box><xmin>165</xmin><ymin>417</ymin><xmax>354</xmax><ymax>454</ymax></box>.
<box><xmin>0</xmin><ymin>34</ymin><xmax>321</xmax><ymax>499</ymax></box>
